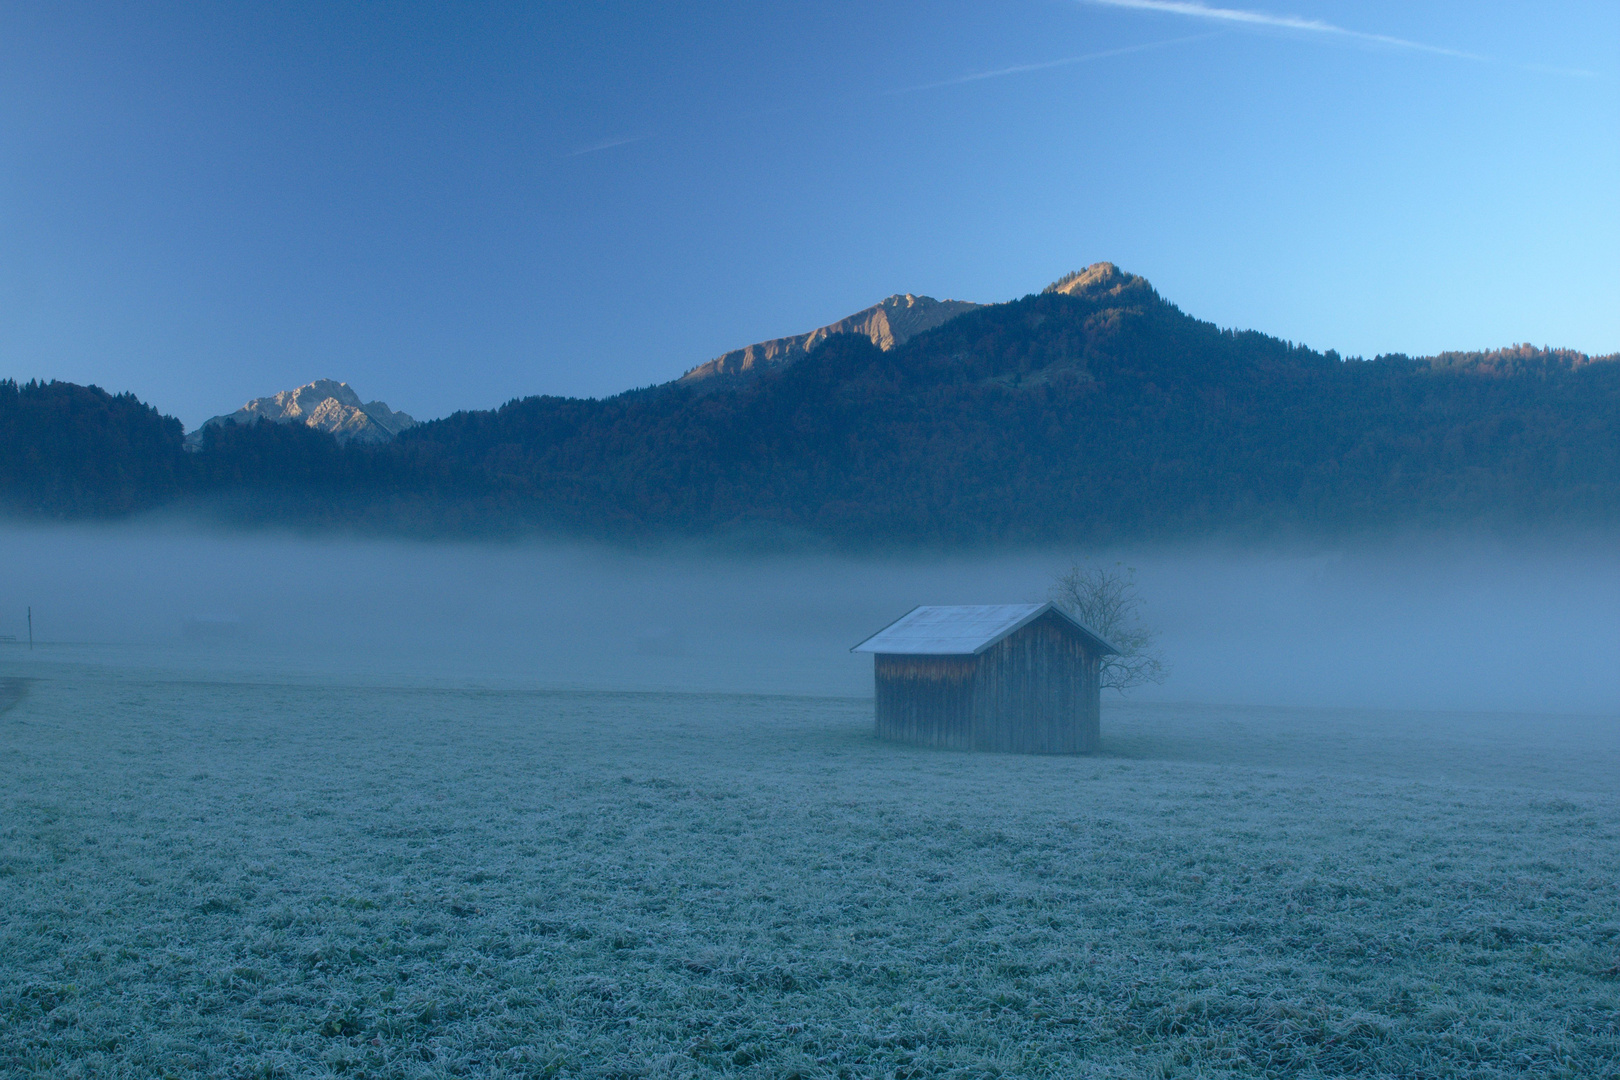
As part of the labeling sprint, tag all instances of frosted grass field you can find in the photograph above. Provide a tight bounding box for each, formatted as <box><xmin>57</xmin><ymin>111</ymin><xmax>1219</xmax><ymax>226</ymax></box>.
<box><xmin>2</xmin><ymin>650</ymin><xmax>1617</xmax><ymax>1078</ymax></box>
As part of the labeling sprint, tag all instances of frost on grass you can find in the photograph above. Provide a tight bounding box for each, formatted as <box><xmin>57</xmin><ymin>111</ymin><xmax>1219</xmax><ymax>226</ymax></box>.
<box><xmin>1</xmin><ymin>663</ymin><xmax>1618</xmax><ymax>1078</ymax></box>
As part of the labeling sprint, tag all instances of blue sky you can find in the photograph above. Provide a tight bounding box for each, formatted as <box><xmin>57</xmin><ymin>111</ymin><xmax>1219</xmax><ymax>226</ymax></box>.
<box><xmin>2</xmin><ymin>1</ymin><xmax>1615</xmax><ymax>427</ymax></box>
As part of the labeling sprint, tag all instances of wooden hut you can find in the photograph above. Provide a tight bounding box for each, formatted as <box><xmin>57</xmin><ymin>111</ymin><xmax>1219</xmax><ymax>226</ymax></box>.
<box><xmin>851</xmin><ymin>603</ymin><xmax>1117</xmax><ymax>754</ymax></box>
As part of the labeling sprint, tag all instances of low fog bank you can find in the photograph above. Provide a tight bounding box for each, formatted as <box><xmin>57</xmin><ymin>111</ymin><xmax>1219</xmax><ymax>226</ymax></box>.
<box><xmin>0</xmin><ymin>523</ymin><xmax>1615</xmax><ymax>713</ymax></box>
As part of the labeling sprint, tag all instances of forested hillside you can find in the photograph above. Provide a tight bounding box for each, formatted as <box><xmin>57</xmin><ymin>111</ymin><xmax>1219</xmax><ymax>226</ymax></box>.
<box><xmin>4</xmin><ymin>266</ymin><xmax>1617</xmax><ymax>544</ymax></box>
<box><xmin>0</xmin><ymin>379</ymin><xmax>187</xmax><ymax>516</ymax></box>
<box><xmin>386</xmin><ymin>267</ymin><xmax>1620</xmax><ymax>541</ymax></box>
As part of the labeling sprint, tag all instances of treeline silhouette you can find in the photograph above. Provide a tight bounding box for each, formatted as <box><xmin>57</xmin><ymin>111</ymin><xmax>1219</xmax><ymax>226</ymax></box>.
<box><xmin>4</xmin><ymin>279</ymin><xmax>1617</xmax><ymax>543</ymax></box>
<box><xmin>0</xmin><ymin>379</ymin><xmax>186</xmax><ymax>516</ymax></box>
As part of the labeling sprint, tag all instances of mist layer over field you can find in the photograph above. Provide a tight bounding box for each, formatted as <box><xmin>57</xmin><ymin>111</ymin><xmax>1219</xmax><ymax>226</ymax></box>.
<box><xmin>0</xmin><ymin>523</ymin><xmax>1615</xmax><ymax>712</ymax></box>
<box><xmin>2</xmin><ymin>524</ymin><xmax>1617</xmax><ymax>1076</ymax></box>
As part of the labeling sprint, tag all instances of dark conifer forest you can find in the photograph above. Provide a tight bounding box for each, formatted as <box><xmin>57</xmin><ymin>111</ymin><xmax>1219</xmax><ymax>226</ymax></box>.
<box><xmin>0</xmin><ymin>379</ymin><xmax>187</xmax><ymax>516</ymax></box>
<box><xmin>5</xmin><ymin>271</ymin><xmax>1617</xmax><ymax>545</ymax></box>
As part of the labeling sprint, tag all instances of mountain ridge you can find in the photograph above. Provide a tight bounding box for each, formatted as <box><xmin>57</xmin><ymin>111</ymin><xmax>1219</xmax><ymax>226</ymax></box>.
<box><xmin>3</xmin><ymin>263</ymin><xmax>1616</xmax><ymax>544</ymax></box>
<box><xmin>187</xmin><ymin>379</ymin><xmax>416</xmax><ymax>448</ymax></box>
<box><xmin>382</xmin><ymin>267</ymin><xmax>1617</xmax><ymax>542</ymax></box>
<box><xmin>678</xmin><ymin>292</ymin><xmax>984</xmax><ymax>387</ymax></box>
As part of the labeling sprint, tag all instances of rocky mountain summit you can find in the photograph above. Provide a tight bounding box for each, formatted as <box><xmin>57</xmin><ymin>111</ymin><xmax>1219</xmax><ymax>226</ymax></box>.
<box><xmin>1043</xmin><ymin>261</ymin><xmax>1150</xmax><ymax>300</ymax></box>
<box><xmin>187</xmin><ymin>379</ymin><xmax>416</xmax><ymax>448</ymax></box>
<box><xmin>675</xmin><ymin>266</ymin><xmax>1148</xmax><ymax>390</ymax></box>
<box><xmin>679</xmin><ymin>293</ymin><xmax>983</xmax><ymax>387</ymax></box>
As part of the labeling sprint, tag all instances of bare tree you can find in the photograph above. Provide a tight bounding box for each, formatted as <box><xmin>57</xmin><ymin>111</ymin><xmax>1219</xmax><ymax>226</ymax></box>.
<box><xmin>1048</xmin><ymin>562</ymin><xmax>1167</xmax><ymax>692</ymax></box>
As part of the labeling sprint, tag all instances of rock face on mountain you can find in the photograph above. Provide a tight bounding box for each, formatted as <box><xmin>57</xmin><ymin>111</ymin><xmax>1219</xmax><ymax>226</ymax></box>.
<box><xmin>1043</xmin><ymin>262</ymin><xmax>1150</xmax><ymax>300</ymax></box>
<box><xmin>187</xmin><ymin>380</ymin><xmax>416</xmax><ymax>447</ymax></box>
<box><xmin>679</xmin><ymin>293</ymin><xmax>982</xmax><ymax>386</ymax></box>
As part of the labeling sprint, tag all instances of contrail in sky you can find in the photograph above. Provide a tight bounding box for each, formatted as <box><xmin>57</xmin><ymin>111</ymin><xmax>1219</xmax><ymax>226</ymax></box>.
<box><xmin>568</xmin><ymin>33</ymin><xmax>1214</xmax><ymax>156</ymax></box>
<box><xmin>1079</xmin><ymin>0</ymin><xmax>1486</xmax><ymax>61</ymax></box>
<box><xmin>565</xmin><ymin>5</ymin><xmax>1599</xmax><ymax>158</ymax></box>
<box><xmin>888</xmin><ymin>33</ymin><xmax>1220</xmax><ymax>94</ymax></box>
<box><xmin>567</xmin><ymin>135</ymin><xmax>650</xmax><ymax>157</ymax></box>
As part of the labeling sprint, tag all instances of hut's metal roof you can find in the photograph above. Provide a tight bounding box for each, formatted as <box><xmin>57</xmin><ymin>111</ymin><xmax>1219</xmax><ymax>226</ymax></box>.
<box><xmin>850</xmin><ymin>603</ymin><xmax>1117</xmax><ymax>656</ymax></box>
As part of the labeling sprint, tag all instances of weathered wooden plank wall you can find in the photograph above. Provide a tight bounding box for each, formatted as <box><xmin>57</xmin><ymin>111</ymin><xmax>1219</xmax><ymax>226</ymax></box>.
<box><xmin>973</xmin><ymin>612</ymin><xmax>1099</xmax><ymax>753</ymax></box>
<box><xmin>874</xmin><ymin>654</ymin><xmax>977</xmax><ymax>749</ymax></box>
